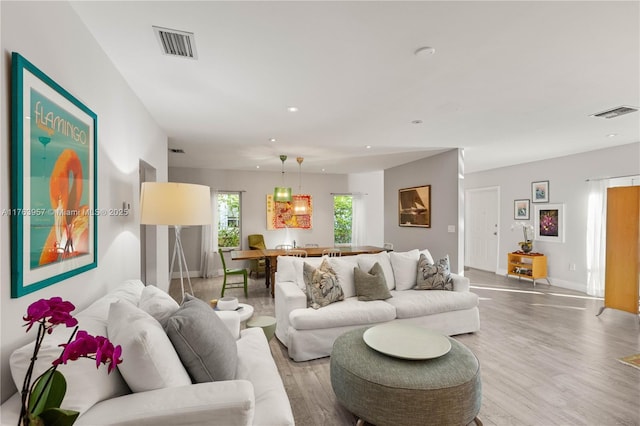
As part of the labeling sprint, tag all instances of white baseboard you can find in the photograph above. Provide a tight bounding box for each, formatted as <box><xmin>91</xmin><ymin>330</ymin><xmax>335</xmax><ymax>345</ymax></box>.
<box><xmin>495</xmin><ymin>268</ymin><xmax>586</xmax><ymax>293</ymax></box>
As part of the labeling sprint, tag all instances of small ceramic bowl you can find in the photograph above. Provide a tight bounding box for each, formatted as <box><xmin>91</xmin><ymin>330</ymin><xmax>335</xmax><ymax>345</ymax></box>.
<box><xmin>217</xmin><ymin>297</ymin><xmax>239</xmax><ymax>311</ymax></box>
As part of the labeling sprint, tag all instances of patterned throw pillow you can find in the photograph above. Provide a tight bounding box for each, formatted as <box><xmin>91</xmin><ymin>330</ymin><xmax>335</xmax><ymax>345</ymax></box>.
<box><xmin>416</xmin><ymin>254</ymin><xmax>454</xmax><ymax>291</ymax></box>
<box><xmin>303</xmin><ymin>259</ymin><xmax>344</xmax><ymax>309</ymax></box>
<box><xmin>354</xmin><ymin>262</ymin><xmax>392</xmax><ymax>301</ymax></box>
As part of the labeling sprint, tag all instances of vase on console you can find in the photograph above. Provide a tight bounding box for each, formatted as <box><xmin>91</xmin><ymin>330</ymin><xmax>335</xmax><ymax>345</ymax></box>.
<box><xmin>520</xmin><ymin>240</ymin><xmax>533</xmax><ymax>253</ymax></box>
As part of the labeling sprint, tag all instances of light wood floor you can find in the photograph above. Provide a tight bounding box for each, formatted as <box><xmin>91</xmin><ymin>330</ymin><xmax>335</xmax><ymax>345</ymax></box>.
<box><xmin>170</xmin><ymin>269</ymin><xmax>640</xmax><ymax>426</ymax></box>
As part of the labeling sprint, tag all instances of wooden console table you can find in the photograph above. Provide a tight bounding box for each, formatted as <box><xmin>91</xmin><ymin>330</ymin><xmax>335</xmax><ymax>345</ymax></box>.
<box><xmin>231</xmin><ymin>246</ymin><xmax>387</xmax><ymax>297</ymax></box>
<box><xmin>506</xmin><ymin>252</ymin><xmax>550</xmax><ymax>286</ymax></box>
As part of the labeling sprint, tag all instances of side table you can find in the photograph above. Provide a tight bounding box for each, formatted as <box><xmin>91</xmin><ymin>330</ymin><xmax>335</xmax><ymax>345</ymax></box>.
<box><xmin>247</xmin><ymin>315</ymin><xmax>277</xmax><ymax>341</ymax></box>
<box><xmin>215</xmin><ymin>303</ymin><xmax>254</xmax><ymax>322</ymax></box>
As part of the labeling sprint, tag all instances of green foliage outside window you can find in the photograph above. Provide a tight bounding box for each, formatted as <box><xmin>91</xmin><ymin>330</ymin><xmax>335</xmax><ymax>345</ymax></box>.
<box><xmin>218</xmin><ymin>193</ymin><xmax>240</xmax><ymax>248</ymax></box>
<box><xmin>334</xmin><ymin>195</ymin><xmax>353</xmax><ymax>245</ymax></box>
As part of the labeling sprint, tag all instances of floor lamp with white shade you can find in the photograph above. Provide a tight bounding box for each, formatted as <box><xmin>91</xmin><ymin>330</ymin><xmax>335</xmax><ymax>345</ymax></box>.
<box><xmin>140</xmin><ymin>182</ymin><xmax>211</xmax><ymax>301</ymax></box>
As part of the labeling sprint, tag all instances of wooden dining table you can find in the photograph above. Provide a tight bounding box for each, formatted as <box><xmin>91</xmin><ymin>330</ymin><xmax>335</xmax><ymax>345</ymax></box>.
<box><xmin>231</xmin><ymin>246</ymin><xmax>388</xmax><ymax>297</ymax></box>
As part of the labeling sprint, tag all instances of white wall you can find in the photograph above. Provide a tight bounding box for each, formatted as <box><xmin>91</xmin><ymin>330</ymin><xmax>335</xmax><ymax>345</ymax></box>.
<box><xmin>1</xmin><ymin>1</ymin><xmax>168</xmax><ymax>401</ymax></box>
<box><xmin>465</xmin><ymin>142</ymin><xmax>640</xmax><ymax>292</ymax></box>
<box><xmin>384</xmin><ymin>149</ymin><xmax>464</xmax><ymax>273</ymax></box>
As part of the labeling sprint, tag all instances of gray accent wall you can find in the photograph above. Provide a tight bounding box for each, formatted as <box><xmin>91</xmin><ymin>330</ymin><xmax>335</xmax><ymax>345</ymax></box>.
<box><xmin>384</xmin><ymin>149</ymin><xmax>464</xmax><ymax>273</ymax></box>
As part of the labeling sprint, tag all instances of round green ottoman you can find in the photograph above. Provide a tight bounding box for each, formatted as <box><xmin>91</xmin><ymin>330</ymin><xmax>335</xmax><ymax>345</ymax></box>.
<box><xmin>330</xmin><ymin>327</ymin><xmax>481</xmax><ymax>426</ymax></box>
<box><xmin>247</xmin><ymin>315</ymin><xmax>277</xmax><ymax>341</ymax></box>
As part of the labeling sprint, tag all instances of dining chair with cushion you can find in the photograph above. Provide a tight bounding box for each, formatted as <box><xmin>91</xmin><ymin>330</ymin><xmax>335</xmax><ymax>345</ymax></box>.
<box><xmin>219</xmin><ymin>248</ymin><xmax>248</xmax><ymax>297</ymax></box>
<box><xmin>247</xmin><ymin>234</ymin><xmax>266</xmax><ymax>278</ymax></box>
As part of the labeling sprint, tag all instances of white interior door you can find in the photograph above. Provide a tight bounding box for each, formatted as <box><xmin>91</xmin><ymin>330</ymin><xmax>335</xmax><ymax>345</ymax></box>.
<box><xmin>465</xmin><ymin>187</ymin><xmax>500</xmax><ymax>272</ymax></box>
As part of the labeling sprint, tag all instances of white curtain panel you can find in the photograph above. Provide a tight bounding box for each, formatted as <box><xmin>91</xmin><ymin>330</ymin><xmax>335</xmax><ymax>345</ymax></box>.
<box><xmin>200</xmin><ymin>190</ymin><xmax>218</xmax><ymax>278</ymax></box>
<box><xmin>586</xmin><ymin>175</ymin><xmax>639</xmax><ymax>297</ymax></box>
<box><xmin>351</xmin><ymin>194</ymin><xmax>365</xmax><ymax>246</ymax></box>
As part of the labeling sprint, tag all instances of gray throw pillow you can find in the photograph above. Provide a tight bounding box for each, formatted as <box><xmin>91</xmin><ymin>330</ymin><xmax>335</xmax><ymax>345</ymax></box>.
<box><xmin>303</xmin><ymin>259</ymin><xmax>344</xmax><ymax>309</ymax></box>
<box><xmin>165</xmin><ymin>294</ymin><xmax>237</xmax><ymax>382</ymax></box>
<box><xmin>354</xmin><ymin>262</ymin><xmax>392</xmax><ymax>301</ymax></box>
<box><xmin>416</xmin><ymin>254</ymin><xmax>454</xmax><ymax>291</ymax></box>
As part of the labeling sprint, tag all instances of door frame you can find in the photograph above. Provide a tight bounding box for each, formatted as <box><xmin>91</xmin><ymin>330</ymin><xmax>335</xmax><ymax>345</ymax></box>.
<box><xmin>464</xmin><ymin>186</ymin><xmax>501</xmax><ymax>273</ymax></box>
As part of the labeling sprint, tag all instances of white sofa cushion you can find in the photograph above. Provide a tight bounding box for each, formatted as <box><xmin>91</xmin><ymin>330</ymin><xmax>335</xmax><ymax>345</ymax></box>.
<box><xmin>389</xmin><ymin>249</ymin><xmax>420</xmax><ymax>290</ymax></box>
<box><xmin>357</xmin><ymin>251</ymin><xmax>395</xmax><ymax>290</ymax></box>
<box><xmin>289</xmin><ymin>297</ymin><xmax>396</xmax><ymax>330</ymax></box>
<box><xmin>328</xmin><ymin>256</ymin><xmax>359</xmax><ymax>298</ymax></box>
<box><xmin>9</xmin><ymin>282</ymin><xmax>143</xmax><ymax>415</ymax></box>
<box><xmin>138</xmin><ymin>285</ymin><xmax>179</xmax><ymax>326</ymax></box>
<box><xmin>386</xmin><ymin>289</ymin><xmax>479</xmax><ymax>319</ymax></box>
<box><xmin>107</xmin><ymin>300</ymin><xmax>192</xmax><ymax>392</ymax></box>
<box><xmin>236</xmin><ymin>328</ymin><xmax>294</xmax><ymax>425</ymax></box>
<box><xmin>276</xmin><ymin>255</ymin><xmax>324</xmax><ymax>290</ymax></box>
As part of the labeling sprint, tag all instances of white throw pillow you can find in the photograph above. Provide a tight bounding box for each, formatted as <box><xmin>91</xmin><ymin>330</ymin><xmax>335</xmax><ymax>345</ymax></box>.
<box><xmin>389</xmin><ymin>249</ymin><xmax>420</xmax><ymax>291</ymax></box>
<box><xmin>10</xmin><ymin>317</ymin><xmax>129</xmax><ymax>415</ymax></box>
<box><xmin>138</xmin><ymin>285</ymin><xmax>180</xmax><ymax>326</ymax></box>
<box><xmin>107</xmin><ymin>300</ymin><xmax>192</xmax><ymax>392</ymax></box>
<box><xmin>419</xmin><ymin>249</ymin><xmax>435</xmax><ymax>265</ymax></box>
<box><xmin>357</xmin><ymin>252</ymin><xmax>395</xmax><ymax>290</ymax></box>
<box><xmin>328</xmin><ymin>256</ymin><xmax>359</xmax><ymax>298</ymax></box>
<box><xmin>276</xmin><ymin>256</ymin><xmax>297</xmax><ymax>283</ymax></box>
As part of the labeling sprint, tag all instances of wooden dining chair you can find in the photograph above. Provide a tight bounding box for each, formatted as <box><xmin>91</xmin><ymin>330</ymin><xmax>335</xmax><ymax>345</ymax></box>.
<box><xmin>219</xmin><ymin>248</ymin><xmax>248</xmax><ymax>297</ymax></box>
<box><xmin>322</xmin><ymin>248</ymin><xmax>341</xmax><ymax>257</ymax></box>
<box><xmin>286</xmin><ymin>249</ymin><xmax>308</xmax><ymax>257</ymax></box>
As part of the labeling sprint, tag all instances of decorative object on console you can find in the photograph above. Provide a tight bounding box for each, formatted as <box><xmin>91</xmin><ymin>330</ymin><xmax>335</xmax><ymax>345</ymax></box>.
<box><xmin>534</xmin><ymin>204</ymin><xmax>565</xmax><ymax>242</ymax></box>
<box><xmin>11</xmin><ymin>52</ymin><xmax>98</xmax><ymax>298</ymax></box>
<box><xmin>273</xmin><ymin>155</ymin><xmax>292</xmax><ymax>202</ymax></box>
<box><xmin>514</xmin><ymin>199</ymin><xmax>530</xmax><ymax>220</ymax></box>
<box><xmin>140</xmin><ymin>182</ymin><xmax>212</xmax><ymax>300</ymax></box>
<box><xmin>511</xmin><ymin>221</ymin><xmax>534</xmax><ymax>252</ymax></box>
<box><xmin>416</xmin><ymin>254</ymin><xmax>454</xmax><ymax>291</ymax></box>
<box><xmin>303</xmin><ymin>259</ymin><xmax>344</xmax><ymax>309</ymax></box>
<box><xmin>399</xmin><ymin>184</ymin><xmax>431</xmax><ymax>228</ymax></box>
<box><xmin>17</xmin><ymin>297</ymin><xmax>122</xmax><ymax>426</ymax></box>
<box><xmin>354</xmin><ymin>262</ymin><xmax>392</xmax><ymax>301</ymax></box>
<box><xmin>531</xmin><ymin>180</ymin><xmax>550</xmax><ymax>203</ymax></box>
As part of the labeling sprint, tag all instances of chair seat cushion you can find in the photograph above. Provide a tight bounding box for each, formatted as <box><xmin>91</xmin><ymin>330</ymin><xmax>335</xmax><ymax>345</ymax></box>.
<box><xmin>386</xmin><ymin>290</ymin><xmax>479</xmax><ymax>319</ymax></box>
<box><xmin>289</xmin><ymin>297</ymin><xmax>396</xmax><ymax>330</ymax></box>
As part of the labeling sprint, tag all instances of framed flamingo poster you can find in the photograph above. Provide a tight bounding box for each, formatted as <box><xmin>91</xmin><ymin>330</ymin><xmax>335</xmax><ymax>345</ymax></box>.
<box><xmin>11</xmin><ymin>52</ymin><xmax>97</xmax><ymax>297</ymax></box>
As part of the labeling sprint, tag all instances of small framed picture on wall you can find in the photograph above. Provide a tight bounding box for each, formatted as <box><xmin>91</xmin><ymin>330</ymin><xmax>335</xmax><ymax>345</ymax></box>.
<box><xmin>532</xmin><ymin>180</ymin><xmax>549</xmax><ymax>203</ymax></box>
<box><xmin>514</xmin><ymin>199</ymin><xmax>530</xmax><ymax>220</ymax></box>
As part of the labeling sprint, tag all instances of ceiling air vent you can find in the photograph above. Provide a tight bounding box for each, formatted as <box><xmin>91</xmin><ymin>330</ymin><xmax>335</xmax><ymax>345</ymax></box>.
<box><xmin>590</xmin><ymin>106</ymin><xmax>638</xmax><ymax>119</ymax></box>
<box><xmin>153</xmin><ymin>26</ymin><xmax>197</xmax><ymax>59</ymax></box>
<box><xmin>169</xmin><ymin>148</ymin><xmax>185</xmax><ymax>154</ymax></box>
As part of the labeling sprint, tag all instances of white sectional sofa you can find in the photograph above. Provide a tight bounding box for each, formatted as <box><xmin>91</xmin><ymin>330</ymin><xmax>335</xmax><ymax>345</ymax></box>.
<box><xmin>1</xmin><ymin>280</ymin><xmax>294</xmax><ymax>426</ymax></box>
<box><xmin>275</xmin><ymin>250</ymin><xmax>480</xmax><ymax>362</ymax></box>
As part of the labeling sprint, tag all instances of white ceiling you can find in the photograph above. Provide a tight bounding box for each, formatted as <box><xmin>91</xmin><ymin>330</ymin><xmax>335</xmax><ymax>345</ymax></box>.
<box><xmin>70</xmin><ymin>1</ymin><xmax>640</xmax><ymax>174</ymax></box>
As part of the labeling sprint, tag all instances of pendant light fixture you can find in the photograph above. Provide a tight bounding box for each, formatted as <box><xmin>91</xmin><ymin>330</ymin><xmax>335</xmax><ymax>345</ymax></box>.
<box><xmin>293</xmin><ymin>157</ymin><xmax>309</xmax><ymax>215</ymax></box>
<box><xmin>273</xmin><ymin>155</ymin><xmax>292</xmax><ymax>202</ymax></box>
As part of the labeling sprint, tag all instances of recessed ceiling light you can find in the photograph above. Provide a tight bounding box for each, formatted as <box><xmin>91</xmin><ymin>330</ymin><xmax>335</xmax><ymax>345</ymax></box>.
<box><xmin>411</xmin><ymin>120</ymin><xmax>423</xmax><ymax>124</ymax></box>
<box><xmin>256</xmin><ymin>165</ymin><xmax>260</xmax><ymax>169</ymax></box>
<box><xmin>365</xmin><ymin>145</ymin><xmax>372</xmax><ymax>149</ymax></box>
<box><xmin>287</xmin><ymin>106</ymin><xmax>299</xmax><ymax>112</ymax></box>
<box><xmin>607</xmin><ymin>133</ymin><xmax>618</xmax><ymax>138</ymax></box>
<box><xmin>269</xmin><ymin>138</ymin><xmax>277</xmax><ymax>142</ymax></box>
<box><xmin>414</xmin><ymin>46</ymin><xmax>436</xmax><ymax>57</ymax></box>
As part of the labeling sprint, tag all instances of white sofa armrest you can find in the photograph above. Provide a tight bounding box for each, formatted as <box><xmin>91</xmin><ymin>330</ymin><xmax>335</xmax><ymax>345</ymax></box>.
<box><xmin>451</xmin><ymin>273</ymin><xmax>470</xmax><ymax>293</ymax></box>
<box><xmin>275</xmin><ymin>280</ymin><xmax>307</xmax><ymax>346</ymax></box>
<box><xmin>216</xmin><ymin>310</ymin><xmax>241</xmax><ymax>339</ymax></box>
<box><xmin>76</xmin><ymin>380</ymin><xmax>255</xmax><ymax>426</ymax></box>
